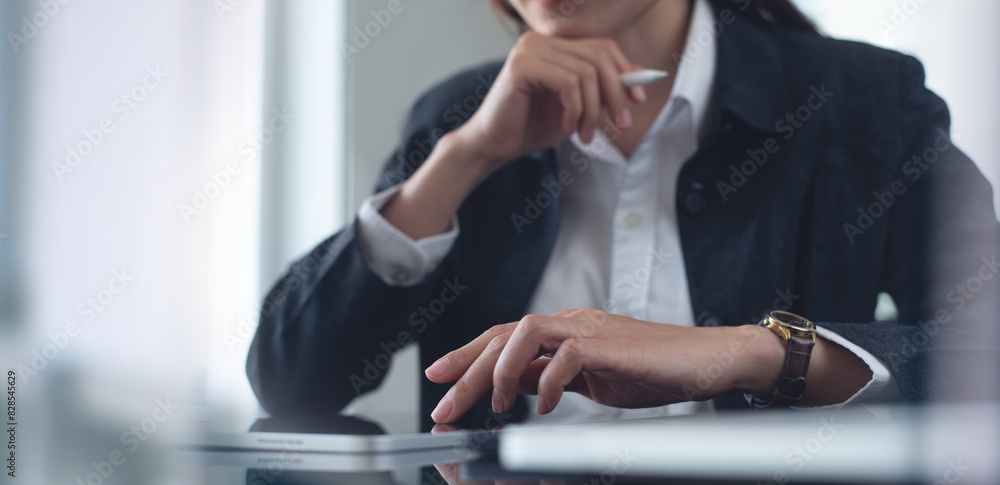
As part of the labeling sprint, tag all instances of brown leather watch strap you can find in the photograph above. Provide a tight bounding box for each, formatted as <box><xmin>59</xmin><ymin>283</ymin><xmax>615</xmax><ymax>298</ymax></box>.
<box><xmin>744</xmin><ymin>311</ymin><xmax>817</xmax><ymax>409</ymax></box>
<box><xmin>772</xmin><ymin>334</ymin><xmax>815</xmax><ymax>404</ymax></box>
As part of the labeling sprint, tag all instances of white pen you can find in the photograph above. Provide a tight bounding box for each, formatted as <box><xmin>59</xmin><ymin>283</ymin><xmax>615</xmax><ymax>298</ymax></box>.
<box><xmin>620</xmin><ymin>69</ymin><xmax>670</xmax><ymax>87</ymax></box>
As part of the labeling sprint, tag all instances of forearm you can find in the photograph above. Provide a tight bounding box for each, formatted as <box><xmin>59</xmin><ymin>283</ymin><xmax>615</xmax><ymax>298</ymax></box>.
<box><xmin>381</xmin><ymin>131</ymin><xmax>493</xmax><ymax>240</ymax></box>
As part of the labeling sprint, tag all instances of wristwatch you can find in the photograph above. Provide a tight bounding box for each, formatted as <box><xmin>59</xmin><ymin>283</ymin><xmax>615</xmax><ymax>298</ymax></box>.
<box><xmin>745</xmin><ymin>310</ymin><xmax>817</xmax><ymax>408</ymax></box>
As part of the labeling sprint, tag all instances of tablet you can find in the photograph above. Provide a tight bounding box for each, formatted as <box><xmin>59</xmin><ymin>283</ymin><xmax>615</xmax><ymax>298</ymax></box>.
<box><xmin>182</xmin><ymin>415</ymin><xmax>472</xmax><ymax>454</ymax></box>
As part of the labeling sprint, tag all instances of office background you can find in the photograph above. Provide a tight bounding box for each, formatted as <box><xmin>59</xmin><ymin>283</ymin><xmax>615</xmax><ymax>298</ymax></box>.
<box><xmin>0</xmin><ymin>0</ymin><xmax>997</xmax><ymax>481</ymax></box>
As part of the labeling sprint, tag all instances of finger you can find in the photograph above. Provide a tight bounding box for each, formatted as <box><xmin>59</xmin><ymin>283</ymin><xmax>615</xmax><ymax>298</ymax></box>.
<box><xmin>432</xmin><ymin>333</ymin><xmax>511</xmax><ymax>424</ymax></box>
<box><xmin>426</xmin><ymin>323</ymin><xmax>514</xmax><ymax>383</ymax></box>
<box><xmin>537</xmin><ymin>50</ymin><xmax>601</xmax><ymax>143</ymax></box>
<box><xmin>536</xmin><ymin>338</ymin><xmax>617</xmax><ymax>414</ymax></box>
<box><xmin>493</xmin><ymin>315</ymin><xmax>595</xmax><ymax>413</ymax></box>
<box><xmin>543</xmin><ymin>66</ymin><xmax>586</xmax><ymax>138</ymax></box>
<box><xmin>517</xmin><ymin>357</ymin><xmax>588</xmax><ymax>395</ymax></box>
<box><xmin>628</xmin><ymin>63</ymin><xmax>647</xmax><ymax>103</ymax></box>
<box><xmin>507</xmin><ymin>35</ymin><xmax>587</xmax><ymax>136</ymax></box>
<box><xmin>435</xmin><ymin>462</ymin><xmax>479</xmax><ymax>485</ymax></box>
<box><xmin>516</xmin><ymin>358</ymin><xmax>551</xmax><ymax>395</ymax></box>
<box><xmin>600</xmin><ymin>42</ymin><xmax>647</xmax><ymax>105</ymax></box>
<box><xmin>554</xmin><ymin>39</ymin><xmax>635</xmax><ymax>127</ymax></box>
<box><xmin>517</xmin><ymin>57</ymin><xmax>585</xmax><ymax>136</ymax></box>
<box><xmin>431</xmin><ymin>423</ymin><xmax>461</xmax><ymax>434</ymax></box>
<box><xmin>549</xmin><ymin>308</ymin><xmax>580</xmax><ymax>317</ymax></box>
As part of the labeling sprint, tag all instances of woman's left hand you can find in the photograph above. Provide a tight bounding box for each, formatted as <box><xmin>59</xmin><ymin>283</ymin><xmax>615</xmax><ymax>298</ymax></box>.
<box><xmin>424</xmin><ymin>308</ymin><xmax>784</xmax><ymax>424</ymax></box>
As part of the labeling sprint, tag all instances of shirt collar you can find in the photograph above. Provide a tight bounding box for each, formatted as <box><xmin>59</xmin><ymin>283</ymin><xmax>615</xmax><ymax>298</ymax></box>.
<box><xmin>669</xmin><ymin>0</ymin><xmax>716</xmax><ymax>141</ymax></box>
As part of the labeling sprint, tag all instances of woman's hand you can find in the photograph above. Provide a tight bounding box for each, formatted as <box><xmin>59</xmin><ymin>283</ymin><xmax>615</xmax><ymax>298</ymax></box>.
<box><xmin>380</xmin><ymin>34</ymin><xmax>644</xmax><ymax>241</ymax></box>
<box><xmin>453</xmin><ymin>32</ymin><xmax>647</xmax><ymax>171</ymax></box>
<box><xmin>424</xmin><ymin>308</ymin><xmax>785</xmax><ymax>424</ymax></box>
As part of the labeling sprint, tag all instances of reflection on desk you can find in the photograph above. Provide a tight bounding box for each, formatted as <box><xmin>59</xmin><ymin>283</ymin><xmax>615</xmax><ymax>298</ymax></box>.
<box><xmin>173</xmin><ymin>404</ymin><xmax>1000</xmax><ymax>485</ymax></box>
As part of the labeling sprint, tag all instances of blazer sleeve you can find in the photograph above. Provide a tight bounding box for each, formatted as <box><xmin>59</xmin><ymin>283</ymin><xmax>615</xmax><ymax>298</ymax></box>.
<box><xmin>245</xmin><ymin>68</ymin><xmax>481</xmax><ymax>416</ymax></box>
<box><xmin>820</xmin><ymin>55</ymin><xmax>1000</xmax><ymax>402</ymax></box>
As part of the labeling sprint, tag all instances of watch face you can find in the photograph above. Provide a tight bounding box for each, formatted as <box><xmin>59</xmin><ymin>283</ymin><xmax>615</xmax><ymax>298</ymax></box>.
<box><xmin>769</xmin><ymin>311</ymin><xmax>815</xmax><ymax>333</ymax></box>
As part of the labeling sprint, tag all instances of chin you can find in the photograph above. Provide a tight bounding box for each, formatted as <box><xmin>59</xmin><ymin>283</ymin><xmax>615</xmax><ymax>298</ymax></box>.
<box><xmin>512</xmin><ymin>0</ymin><xmax>652</xmax><ymax>39</ymax></box>
<box><xmin>524</xmin><ymin>11</ymin><xmax>615</xmax><ymax>38</ymax></box>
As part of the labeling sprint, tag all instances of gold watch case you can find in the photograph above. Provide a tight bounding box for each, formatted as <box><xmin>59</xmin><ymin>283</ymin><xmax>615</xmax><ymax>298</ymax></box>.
<box><xmin>761</xmin><ymin>310</ymin><xmax>817</xmax><ymax>342</ymax></box>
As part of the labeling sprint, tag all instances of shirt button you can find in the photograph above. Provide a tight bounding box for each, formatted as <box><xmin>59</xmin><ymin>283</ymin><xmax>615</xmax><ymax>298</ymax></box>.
<box><xmin>681</xmin><ymin>183</ymin><xmax>707</xmax><ymax>215</ymax></box>
<box><xmin>391</xmin><ymin>269</ymin><xmax>410</xmax><ymax>284</ymax></box>
<box><xmin>697</xmin><ymin>310</ymin><xmax>725</xmax><ymax>327</ymax></box>
<box><xmin>624</xmin><ymin>212</ymin><xmax>643</xmax><ymax>229</ymax></box>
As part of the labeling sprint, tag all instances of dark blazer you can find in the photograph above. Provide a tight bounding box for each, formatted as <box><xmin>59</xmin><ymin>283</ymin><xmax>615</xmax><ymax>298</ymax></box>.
<box><xmin>247</xmin><ymin>4</ymin><xmax>999</xmax><ymax>431</ymax></box>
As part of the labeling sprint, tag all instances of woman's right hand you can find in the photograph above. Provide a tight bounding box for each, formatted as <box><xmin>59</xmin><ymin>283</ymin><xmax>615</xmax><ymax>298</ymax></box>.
<box><xmin>452</xmin><ymin>32</ymin><xmax>647</xmax><ymax>171</ymax></box>
<box><xmin>379</xmin><ymin>33</ymin><xmax>645</xmax><ymax>241</ymax></box>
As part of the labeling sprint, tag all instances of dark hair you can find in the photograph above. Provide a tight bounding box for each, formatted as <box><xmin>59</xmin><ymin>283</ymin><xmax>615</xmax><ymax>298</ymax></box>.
<box><xmin>489</xmin><ymin>0</ymin><xmax>820</xmax><ymax>35</ymax></box>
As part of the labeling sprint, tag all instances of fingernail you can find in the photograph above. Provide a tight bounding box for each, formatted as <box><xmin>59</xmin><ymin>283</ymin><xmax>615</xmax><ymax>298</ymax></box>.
<box><xmin>431</xmin><ymin>395</ymin><xmax>454</xmax><ymax>422</ymax></box>
<box><xmin>631</xmin><ymin>85</ymin><xmax>647</xmax><ymax>102</ymax></box>
<box><xmin>492</xmin><ymin>388</ymin><xmax>505</xmax><ymax>413</ymax></box>
<box><xmin>617</xmin><ymin>109</ymin><xmax>632</xmax><ymax>128</ymax></box>
<box><xmin>425</xmin><ymin>358</ymin><xmax>448</xmax><ymax>379</ymax></box>
<box><xmin>537</xmin><ymin>395</ymin><xmax>549</xmax><ymax>415</ymax></box>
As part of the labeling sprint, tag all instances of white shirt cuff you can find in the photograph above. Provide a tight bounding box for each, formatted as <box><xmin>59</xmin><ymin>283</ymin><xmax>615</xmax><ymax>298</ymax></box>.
<box><xmin>791</xmin><ymin>326</ymin><xmax>903</xmax><ymax>410</ymax></box>
<box><xmin>356</xmin><ymin>185</ymin><xmax>459</xmax><ymax>287</ymax></box>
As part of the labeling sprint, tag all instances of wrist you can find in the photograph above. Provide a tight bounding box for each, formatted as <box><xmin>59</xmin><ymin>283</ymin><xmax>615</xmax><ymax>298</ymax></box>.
<box><xmin>439</xmin><ymin>128</ymin><xmax>497</xmax><ymax>185</ymax></box>
<box><xmin>729</xmin><ymin>325</ymin><xmax>787</xmax><ymax>396</ymax></box>
<box><xmin>381</xmin><ymin>131</ymin><xmax>490</xmax><ymax>240</ymax></box>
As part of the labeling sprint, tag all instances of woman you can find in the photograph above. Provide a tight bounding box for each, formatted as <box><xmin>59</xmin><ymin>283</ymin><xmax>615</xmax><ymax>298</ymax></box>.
<box><xmin>247</xmin><ymin>0</ymin><xmax>999</xmax><ymax>432</ymax></box>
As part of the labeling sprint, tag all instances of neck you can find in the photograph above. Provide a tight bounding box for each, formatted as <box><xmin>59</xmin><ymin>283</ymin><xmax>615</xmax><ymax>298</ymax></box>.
<box><xmin>614</xmin><ymin>1</ymin><xmax>692</xmax><ymax>73</ymax></box>
<box><xmin>607</xmin><ymin>0</ymin><xmax>694</xmax><ymax>158</ymax></box>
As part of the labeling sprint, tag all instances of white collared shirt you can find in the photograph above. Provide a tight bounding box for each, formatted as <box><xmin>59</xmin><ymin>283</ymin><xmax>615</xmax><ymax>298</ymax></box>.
<box><xmin>356</xmin><ymin>0</ymin><xmax>899</xmax><ymax>419</ymax></box>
